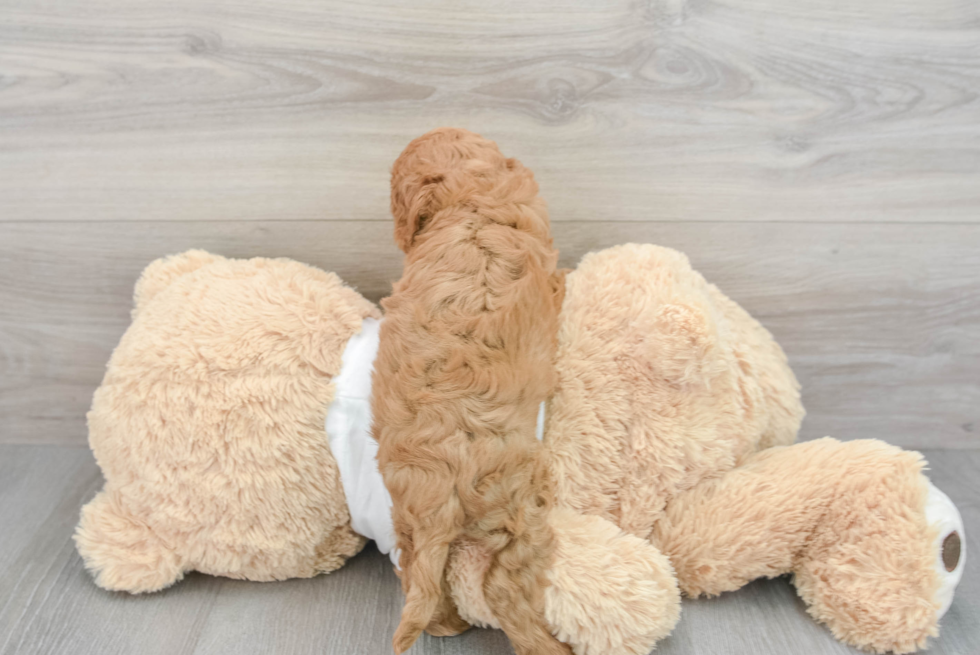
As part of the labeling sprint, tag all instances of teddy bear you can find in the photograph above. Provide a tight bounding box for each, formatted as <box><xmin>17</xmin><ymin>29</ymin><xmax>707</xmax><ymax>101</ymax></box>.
<box><xmin>75</xmin><ymin>245</ymin><xmax>965</xmax><ymax>655</ymax></box>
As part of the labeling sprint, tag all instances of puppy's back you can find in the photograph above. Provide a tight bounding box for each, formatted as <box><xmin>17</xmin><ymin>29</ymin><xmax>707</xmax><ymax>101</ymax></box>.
<box><xmin>374</xmin><ymin>128</ymin><xmax>567</xmax><ymax>655</ymax></box>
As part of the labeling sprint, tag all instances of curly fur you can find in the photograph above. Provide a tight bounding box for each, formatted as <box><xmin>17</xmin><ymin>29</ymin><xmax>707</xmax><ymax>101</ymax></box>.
<box><xmin>373</xmin><ymin>128</ymin><xmax>568</xmax><ymax>655</ymax></box>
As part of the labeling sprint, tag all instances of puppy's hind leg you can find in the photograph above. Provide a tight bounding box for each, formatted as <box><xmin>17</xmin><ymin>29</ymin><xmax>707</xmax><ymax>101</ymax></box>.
<box><xmin>482</xmin><ymin>500</ymin><xmax>570</xmax><ymax>655</ymax></box>
<box><xmin>392</xmin><ymin>492</ymin><xmax>464</xmax><ymax>654</ymax></box>
<box><xmin>424</xmin><ymin>578</ymin><xmax>471</xmax><ymax>637</ymax></box>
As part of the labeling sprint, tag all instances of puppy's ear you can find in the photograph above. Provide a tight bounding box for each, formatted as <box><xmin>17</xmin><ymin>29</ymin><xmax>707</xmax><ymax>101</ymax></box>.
<box><xmin>391</xmin><ymin>170</ymin><xmax>446</xmax><ymax>253</ymax></box>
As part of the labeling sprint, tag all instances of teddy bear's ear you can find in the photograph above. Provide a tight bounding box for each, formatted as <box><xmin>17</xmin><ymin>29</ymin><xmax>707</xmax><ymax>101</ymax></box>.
<box><xmin>132</xmin><ymin>250</ymin><xmax>223</xmax><ymax>318</ymax></box>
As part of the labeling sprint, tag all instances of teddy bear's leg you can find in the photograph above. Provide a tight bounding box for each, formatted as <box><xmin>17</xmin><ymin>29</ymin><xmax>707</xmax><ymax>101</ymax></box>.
<box><xmin>74</xmin><ymin>491</ymin><xmax>184</xmax><ymax>593</ymax></box>
<box><xmin>654</xmin><ymin>438</ymin><xmax>962</xmax><ymax>654</ymax></box>
<box><xmin>445</xmin><ymin>509</ymin><xmax>681</xmax><ymax>655</ymax></box>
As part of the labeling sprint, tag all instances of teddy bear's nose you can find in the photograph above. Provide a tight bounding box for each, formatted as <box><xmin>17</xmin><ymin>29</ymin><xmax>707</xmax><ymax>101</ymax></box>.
<box><xmin>943</xmin><ymin>531</ymin><xmax>961</xmax><ymax>572</ymax></box>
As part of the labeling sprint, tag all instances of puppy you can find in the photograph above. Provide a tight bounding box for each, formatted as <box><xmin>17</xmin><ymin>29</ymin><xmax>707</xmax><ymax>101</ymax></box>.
<box><xmin>372</xmin><ymin>128</ymin><xmax>568</xmax><ymax>655</ymax></box>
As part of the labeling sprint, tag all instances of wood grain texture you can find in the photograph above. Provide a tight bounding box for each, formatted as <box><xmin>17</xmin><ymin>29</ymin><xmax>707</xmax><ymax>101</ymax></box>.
<box><xmin>0</xmin><ymin>445</ymin><xmax>977</xmax><ymax>655</ymax></box>
<box><xmin>1</xmin><ymin>220</ymin><xmax>977</xmax><ymax>449</ymax></box>
<box><xmin>2</xmin><ymin>3</ymin><xmax>977</xmax><ymax>649</ymax></box>
<box><xmin>1</xmin><ymin>0</ymin><xmax>979</xmax><ymax>223</ymax></box>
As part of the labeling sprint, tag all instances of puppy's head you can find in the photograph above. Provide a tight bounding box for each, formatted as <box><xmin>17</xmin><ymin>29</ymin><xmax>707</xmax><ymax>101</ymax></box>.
<box><xmin>390</xmin><ymin>128</ymin><xmax>532</xmax><ymax>252</ymax></box>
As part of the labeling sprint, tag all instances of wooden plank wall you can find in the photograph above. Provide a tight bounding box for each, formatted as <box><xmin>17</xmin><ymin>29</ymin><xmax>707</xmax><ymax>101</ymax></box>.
<box><xmin>1</xmin><ymin>0</ymin><xmax>978</xmax><ymax>449</ymax></box>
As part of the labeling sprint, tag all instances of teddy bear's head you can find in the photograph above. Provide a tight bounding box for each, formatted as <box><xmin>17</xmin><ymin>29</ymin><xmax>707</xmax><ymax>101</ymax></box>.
<box><xmin>75</xmin><ymin>251</ymin><xmax>379</xmax><ymax>592</ymax></box>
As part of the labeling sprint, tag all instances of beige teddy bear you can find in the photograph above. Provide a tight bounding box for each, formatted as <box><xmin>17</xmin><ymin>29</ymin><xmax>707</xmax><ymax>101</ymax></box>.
<box><xmin>75</xmin><ymin>245</ymin><xmax>964</xmax><ymax>655</ymax></box>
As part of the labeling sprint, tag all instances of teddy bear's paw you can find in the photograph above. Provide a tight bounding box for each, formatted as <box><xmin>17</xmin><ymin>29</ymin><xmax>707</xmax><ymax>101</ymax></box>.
<box><xmin>74</xmin><ymin>491</ymin><xmax>184</xmax><ymax>594</ymax></box>
<box><xmin>791</xmin><ymin>451</ymin><xmax>953</xmax><ymax>654</ymax></box>
<box><xmin>545</xmin><ymin>509</ymin><xmax>680</xmax><ymax>655</ymax></box>
<box><xmin>924</xmin><ymin>480</ymin><xmax>966</xmax><ymax>619</ymax></box>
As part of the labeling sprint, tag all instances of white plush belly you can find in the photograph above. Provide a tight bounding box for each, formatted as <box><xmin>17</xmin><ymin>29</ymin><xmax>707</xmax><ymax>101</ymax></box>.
<box><xmin>325</xmin><ymin>317</ymin><xmax>545</xmax><ymax>568</ymax></box>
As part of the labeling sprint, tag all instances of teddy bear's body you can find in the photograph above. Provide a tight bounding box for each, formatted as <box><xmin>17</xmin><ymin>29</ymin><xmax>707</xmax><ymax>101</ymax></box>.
<box><xmin>546</xmin><ymin>244</ymin><xmax>803</xmax><ymax>538</ymax></box>
<box><xmin>76</xmin><ymin>245</ymin><xmax>964</xmax><ymax>655</ymax></box>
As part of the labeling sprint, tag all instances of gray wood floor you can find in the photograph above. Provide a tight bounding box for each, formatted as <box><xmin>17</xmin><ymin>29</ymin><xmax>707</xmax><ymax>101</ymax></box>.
<box><xmin>0</xmin><ymin>445</ymin><xmax>976</xmax><ymax>655</ymax></box>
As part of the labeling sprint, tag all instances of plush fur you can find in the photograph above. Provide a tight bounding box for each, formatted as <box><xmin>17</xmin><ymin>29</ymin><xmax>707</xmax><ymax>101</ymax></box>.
<box><xmin>546</xmin><ymin>243</ymin><xmax>804</xmax><ymax>539</ymax></box>
<box><xmin>541</xmin><ymin>244</ymin><xmax>940</xmax><ymax>653</ymax></box>
<box><xmin>655</xmin><ymin>437</ymin><xmax>940</xmax><ymax>654</ymax></box>
<box><xmin>75</xmin><ymin>243</ymin><xmax>953</xmax><ymax>655</ymax></box>
<box><xmin>449</xmin><ymin>243</ymin><xmax>944</xmax><ymax>654</ymax></box>
<box><xmin>75</xmin><ymin>251</ymin><xmax>378</xmax><ymax>591</ymax></box>
<box><xmin>445</xmin><ymin>508</ymin><xmax>681</xmax><ymax>655</ymax></box>
<box><xmin>373</xmin><ymin>128</ymin><xmax>568</xmax><ymax>654</ymax></box>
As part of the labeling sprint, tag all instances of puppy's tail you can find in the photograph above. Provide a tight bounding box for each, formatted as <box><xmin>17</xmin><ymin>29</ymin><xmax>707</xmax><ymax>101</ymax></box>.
<box><xmin>393</xmin><ymin>495</ymin><xmax>463</xmax><ymax>654</ymax></box>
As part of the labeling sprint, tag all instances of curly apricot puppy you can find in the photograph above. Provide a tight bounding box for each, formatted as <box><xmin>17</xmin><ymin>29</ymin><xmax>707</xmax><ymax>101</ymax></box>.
<box><xmin>373</xmin><ymin>128</ymin><xmax>569</xmax><ymax>655</ymax></box>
